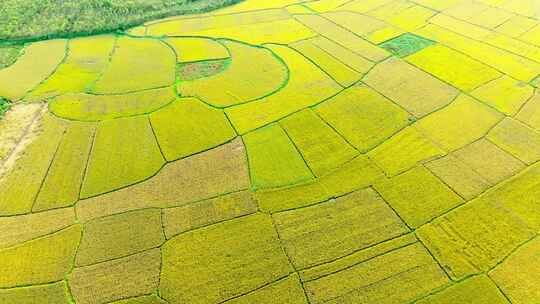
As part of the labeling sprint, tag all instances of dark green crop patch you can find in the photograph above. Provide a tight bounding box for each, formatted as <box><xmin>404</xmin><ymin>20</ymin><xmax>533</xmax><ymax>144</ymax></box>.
<box><xmin>0</xmin><ymin>97</ymin><xmax>10</xmax><ymax>117</ymax></box>
<box><xmin>379</xmin><ymin>33</ymin><xmax>435</xmax><ymax>58</ymax></box>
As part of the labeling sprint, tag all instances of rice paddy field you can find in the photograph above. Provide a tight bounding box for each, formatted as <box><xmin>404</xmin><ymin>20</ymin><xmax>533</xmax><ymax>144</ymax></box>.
<box><xmin>0</xmin><ymin>0</ymin><xmax>539</xmax><ymax>303</ymax></box>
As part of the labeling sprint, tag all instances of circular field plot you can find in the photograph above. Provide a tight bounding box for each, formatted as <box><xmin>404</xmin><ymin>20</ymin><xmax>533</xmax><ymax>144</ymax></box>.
<box><xmin>0</xmin><ymin>1</ymin><xmax>539</xmax><ymax>304</ymax></box>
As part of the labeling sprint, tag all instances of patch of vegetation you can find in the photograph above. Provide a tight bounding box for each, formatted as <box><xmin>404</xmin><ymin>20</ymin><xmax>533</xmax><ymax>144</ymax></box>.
<box><xmin>379</xmin><ymin>33</ymin><xmax>435</xmax><ymax>58</ymax></box>
<box><xmin>532</xmin><ymin>75</ymin><xmax>540</xmax><ymax>88</ymax></box>
<box><xmin>177</xmin><ymin>59</ymin><xmax>230</xmax><ymax>81</ymax></box>
<box><xmin>0</xmin><ymin>97</ymin><xmax>10</xmax><ymax>117</ymax></box>
<box><xmin>0</xmin><ymin>45</ymin><xmax>23</xmax><ymax>69</ymax></box>
<box><xmin>0</xmin><ymin>0</ymin><xmax>243</xmax><ymax>42</ymax></box>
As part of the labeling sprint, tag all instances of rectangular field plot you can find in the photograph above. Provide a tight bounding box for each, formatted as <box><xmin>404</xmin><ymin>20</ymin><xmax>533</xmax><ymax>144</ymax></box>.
<box><xmin>321</xmin><ymin>11</ymin><xmax>388</xmax><ymax>42</ymax></box>
<box><xmin>299</xmin><ymin>234</ymin><xmax>418</xmax><ymax>282</ymax></box>
<box><xmin>367</xmin><ymin>126</ymin><xmax>445</xmax><ymax>176</ymax></box>
<box><xmin>374</xmin><ymin>166</ymin><xmax>464</xmax><ymax>228</ymax></box>
<box><xmin>315</xmin><ymin>85</ymin><xmax>411</xmax><ymax>152</ymax></box>
<box><xmin>304</xmin><ymin>243</ymin><xmax>449</xmax><ymax>303</ymax></box>
<box><xmin>451</xmin><ymin>139</ymin><xmax>525</xmax><ymax>186</ymax></box>
<box><xmin>416</xmin><ymin>275</ymin><xmax>510</xmax><ymax>304</ymax></box>
<box><xmin>80</xmin><ymin>116</ymin><xmax>165</xmax><ymax>199</ymax></box>
<box><xmin>471</xmin><ymin>76</ymin><xmax>534</xmax><ymax>116</ymax></box>
<box><xmin>487</xmin><ymin>118</ymin><xmax>540</xmax><ymax>165</ymax></box>
<box><xmin>363</xmin><ymin>57</ymin><xmax>458</xmax><ymax>117</ymax></box>
<box><xmin>516</xmin><ymin>92</ymin><xmax>540</xmax><ymax>130</ymax></box>
<box><xmin>243</xmin><ymin>123</ymin><xmax>314</xmax><ymax>189</ymax></box>
<box><xmin>273</xmin><ymin>188</ymin><xmax>409</xmax><ymax>269</ymax></box>
<box><xmin>379</xmin><ymin>33</ymin><xmax>435</xmax><ymax>58</ymax></box>
<box><xmin>255</xmin><ymin>155</ymin><xmax>384</xmax><ymax>213</ymax></box>
<box><xmin>162</xmin><ymin>191</ymin><xmax>257</xmax><ymax>239</ymax></box>
<box><xmin>368</xmin><ymin>3</ymin><xmax>436</xmax><ymax>31</ymax></box>
<box><xmin>425</xmin><ymin>154</ymin><xmax>491</xmax><ymax>200</ymax></box>
<box><xmin>75</xmin><ymin>209</ymin><xmax>165</xmax><ymax>267</ymax></box>
<box><xmin>280</xmin><ymin>109</ymin><xmax>358</xmax><ymax>177</ymax></box>
<box><xmin>481</xmin><ymin>163</ymin><xmax>540</xmax><ymax>232</ymax></box>
<box><xmin>0</xmin><ymin>207</ymin><xmax>76</xmax><ymax>249</ymax></box>
<box><xmin>159</xmin><ymin>214</ymin><xmax>292</xmax><ymax>304</ymax></box>
<box><xmin>416</xmin><ymin>24</ymin><xmax>540</xmax><ymax>82</ymax></box>
<box><xmin>415</xmin><ymin>94</ymin><xmax>503</xmax><ymax>152</ymax></box>
<box><xmin>490</xmin><ymin>237</ymin><xmax>540</xmax><ymax>304</ymax></box>
<box><xmin>69</xmin><ymin>249</ymin><xmax>161</xmax><ymax>304</ymax></box>
<box><xmin>0</xmin><ymin>225</ymin><xmax>81</xmax><ymax>288</ymax></box>
<box><xmin>417</xmin><ymin>198</ymin><xmax>536</xmax><ymax>280</ymax></box>
<box><xmin>406</xmin><ymin>44</ymin><xmax>501</xmax><ymax>92</ymax></box>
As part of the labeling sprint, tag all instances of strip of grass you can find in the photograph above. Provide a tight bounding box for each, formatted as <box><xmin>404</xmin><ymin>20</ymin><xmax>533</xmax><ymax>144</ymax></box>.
<box><xmin>0</xmin><ymin>0</ymin><xmax>242</xmax><ymax>42</ymax></box>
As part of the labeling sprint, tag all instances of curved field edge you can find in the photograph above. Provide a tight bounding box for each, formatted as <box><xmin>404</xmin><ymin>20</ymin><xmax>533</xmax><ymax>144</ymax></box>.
<box><xmin>0</xmin><ymin>0</ymin><xmax>244</xmax><ymax>44</ymax></box>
